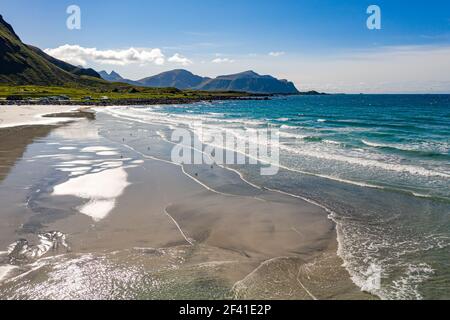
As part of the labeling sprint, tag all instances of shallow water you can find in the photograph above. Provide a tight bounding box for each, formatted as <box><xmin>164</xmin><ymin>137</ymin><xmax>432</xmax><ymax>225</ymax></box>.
<box><xmin>99</xmin><ymin>95</ymin><xmax>450</xmax><ymax>300</ymax></box>
<box><xmin>0</xmin><ymin>116</ymin><xmax>361</xmax><ymax>300</ymax></box>
<box><xmin>0</xmin><ymin>95</ymin><xmax>448</xmax><ymax>300</ymax></box>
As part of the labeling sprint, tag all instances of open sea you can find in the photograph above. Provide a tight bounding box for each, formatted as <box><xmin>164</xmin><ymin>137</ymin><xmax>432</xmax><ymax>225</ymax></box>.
<box><xmin>102</xmin><ymin>94</ymin><xmax>450</xmax><ymax>299</ymax></box>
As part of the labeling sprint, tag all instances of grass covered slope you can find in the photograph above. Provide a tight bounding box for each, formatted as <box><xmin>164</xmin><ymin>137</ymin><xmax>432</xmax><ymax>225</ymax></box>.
<box><xmin>0</xmin><ymin>84</ymin><xmax>252</xmax><ymax>104</ymax></box>
<box><xmin>0</xmin><ymin>15</ymin><xmax>268</xmax><ymax>104</ymax></box>
<box><xmin>0</xmin><ymin>15</ymin><xmax>101</xmax><ymax>86</ymax></box>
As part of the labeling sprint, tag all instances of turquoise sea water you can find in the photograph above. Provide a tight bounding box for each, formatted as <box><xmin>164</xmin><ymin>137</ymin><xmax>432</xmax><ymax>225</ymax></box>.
<box><xmin>104</xmin><ymin>95</ymin><xmax>450</xmax><ymax>299</ymax></box>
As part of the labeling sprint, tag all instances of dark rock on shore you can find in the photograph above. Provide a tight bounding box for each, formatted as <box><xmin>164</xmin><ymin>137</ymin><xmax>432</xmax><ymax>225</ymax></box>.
<box><xmin>0</xmin><ymin>95</ymin><xmax>270</xmax><ymax>107</ymax></box>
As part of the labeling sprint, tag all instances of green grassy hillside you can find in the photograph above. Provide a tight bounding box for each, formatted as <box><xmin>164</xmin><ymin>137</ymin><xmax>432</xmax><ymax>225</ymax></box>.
<box><xmin>0</xmin><ymin>15</ymin><xmax>102</xmax><ymax>86</ymax></box>
<box><xmin>0</xmin><ymin>84</ymin><xmax>249</xmax><ymax>102</ymax></box>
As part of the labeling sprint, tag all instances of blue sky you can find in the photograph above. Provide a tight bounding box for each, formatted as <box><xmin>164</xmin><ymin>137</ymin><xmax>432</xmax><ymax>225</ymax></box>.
<box><xmin>2</xmin><ymin>0</ymin><xmax>450</xmax><ymax>93</ymax></box>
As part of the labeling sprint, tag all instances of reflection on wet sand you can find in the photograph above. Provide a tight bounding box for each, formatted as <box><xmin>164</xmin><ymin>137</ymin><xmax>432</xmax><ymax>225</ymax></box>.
<box><xmin>0</xmin><ymin>114</ymin><xmax>370</xmax><ymax>300</ymax></box>
<box><xmin>0</xmin><ymin>125</ymin><xmax>54</xmax><ymax>182</ymax></box>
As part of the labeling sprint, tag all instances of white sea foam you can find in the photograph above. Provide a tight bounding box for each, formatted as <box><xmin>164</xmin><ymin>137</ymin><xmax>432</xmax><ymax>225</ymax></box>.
<box><xmin>362</xmin><ymin>139</ymin><xmax>450</xmax><ymax>155</ymax></box>
<box><xmin>281</xmin><ymin>144</ymin><xmax>450</xmax><ymax>178</ymax></box>
<box><xmin>280</xmin><ymin>124</ymin><xmax>298</xmax><ymax>129</ymax></box>
<box><xmin>98</xmin><ymin>105</ymin><xmax>450</xmax><ymax>301</ymax></box>
<box><xmin>7</xmin><ymin>232</ymin><xmax>70</xmax><ymax>262</ymax></box>
<box><xmin>322</xmin><ymin>139</ymin><xmax>341</xmax><ymax>146</ymax></box>
<box><xmin>361</xmin><ymin>139</ymin><xmax>387</xmax><ymax>148</ymax></box>
<box><xmin>0</xmin><ymin>265</ymin><xmax>18</xmax><ymax>282</ymax></box>
<box><xmin>277</xmin><ymin>131</ymin><xmax>308</xmax><ymax>139</ymax></box>
<box><xmin>101</xmin><ymin>106</ymin><xmax>450</xmax><ymax>181</ymax></box>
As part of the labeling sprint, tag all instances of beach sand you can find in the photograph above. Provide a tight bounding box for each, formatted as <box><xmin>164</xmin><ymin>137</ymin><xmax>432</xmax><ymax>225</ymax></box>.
<box><xmin>0</xmin><ymin>107</ymin><xmax>370</xmax><ymax>300</ymax></box>
<box><xmin>0</xmin><ymin>125</ymin><xmax>54</xmax><ymax>181</ymax></box>
<box><xmin>0</xmin><ymin>105</ymin><xmax>80</xmax><ymax>128</ymax></box>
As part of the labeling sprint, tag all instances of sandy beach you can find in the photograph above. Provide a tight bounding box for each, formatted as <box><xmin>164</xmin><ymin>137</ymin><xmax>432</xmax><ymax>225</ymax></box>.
<box><xmin>0</xmin><ymin>105</ymin><xmax>83</xmax><ymax>128</ymax></box>
<box><xmin>0</xmin><ymin>105</ymin><xmax>371</xmax><ymax>300</ymax></box>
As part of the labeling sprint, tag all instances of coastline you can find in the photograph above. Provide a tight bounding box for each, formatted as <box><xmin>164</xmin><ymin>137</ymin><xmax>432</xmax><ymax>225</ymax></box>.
<box><xmin>0</xmin><ymin>105</ymin><xmax>371</xmax><ymax>300</ymax></box>
<box><xmin>0</xmin><ymin>105</ymin><xmax>89</xmax><ymax>128</ymax></box>
<box><xmin>0</xmin><ymin>95</ymin><xmax>270</xmax><ymax>107</ymax></box>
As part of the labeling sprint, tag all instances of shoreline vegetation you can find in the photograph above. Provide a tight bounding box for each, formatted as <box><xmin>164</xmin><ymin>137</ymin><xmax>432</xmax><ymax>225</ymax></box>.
<box><xmin>0</xmin><ymin>84</ymin><xmax>326</xmax><ymax>106</ymax></box>
<box><xmin>0</xmin><ymin>84</ymin><xmax>268</xmax><ymax>106</ymax></box>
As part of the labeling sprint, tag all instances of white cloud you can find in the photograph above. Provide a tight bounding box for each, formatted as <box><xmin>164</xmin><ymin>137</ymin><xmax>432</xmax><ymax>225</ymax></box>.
<box><xmin>44</xmin><ymin>44</ymin><xmax>165</xmax><ymax>66</ymax></box>
<box><xmin>269</xmin><ymin>51</ymin><xmax>285</xmax><ymax>57</ymax></box>
<box><xmin>212</xmin><ymin>57</ymin><xmax>235</xmax><ymax>64</ymax></box>
<box><xmin>168</xmin><ymin>53</ymin><xmax>193</xmax><ymax>66</ymax></box>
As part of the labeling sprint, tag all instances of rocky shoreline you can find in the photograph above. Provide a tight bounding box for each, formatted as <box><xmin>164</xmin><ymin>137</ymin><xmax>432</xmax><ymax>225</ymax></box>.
<box><xmin>0</xmin><ymin>95</ymin><xmax>270</xmax><ymax>106</ymax></box>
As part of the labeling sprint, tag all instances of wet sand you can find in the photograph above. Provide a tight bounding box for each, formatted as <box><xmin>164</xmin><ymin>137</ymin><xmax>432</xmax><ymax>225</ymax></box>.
<box><xmin>0</xmin><ymin>126</ymin><xmax>54</xmax><ymax>182</ymax></box>
<box><xmin>0</xmin><ymin>109</ymin><xmax>370</xmax><ymax>300</ymax></box>
<box><xmin>0</xmin><ymin>104</ymin><xmax>92</xmax><ymax>181</ymax></box>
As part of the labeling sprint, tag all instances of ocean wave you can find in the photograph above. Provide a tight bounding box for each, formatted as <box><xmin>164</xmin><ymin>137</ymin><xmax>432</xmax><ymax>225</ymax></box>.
<box><xmin>281</xmin><ymin>144</ymin><xmax>450</xmax><ymax>178</ymax></box>
<box><xmin>280</xmin><ymin>124</ymin><xmax>299</xmax><ymax>129</ymax></box>
<box><xmin>277</xmin><ymin>132</ymin><xmax>308</xmax><ymax>139</ymax></box>
<box><xmin>361</xmin><ymin>139</ymin><xmax>450</xmax><ymax>158</ymax></box>
<box><xmin>101</xmin><ymin>106</ymin><xmax>450</xmax><ymax>181</ymax></box>
<box><xmin>100</xmin><ymin>109</ymin><xmax>449</xmax><ymax>300</ymax></box>
<box><xmin>323</xmin><ymin>119</ymin><xmax>427</xmax><ymax>132</ymax></box>
<box><xmin>330</xmin><ymin>211</ymin><xmax>449</xmax><ymax>300</ymax></box>
<box><xmin>274</xmin><ymin>117</ymin><xmax>291</xmax><ymax>122</ymax></box>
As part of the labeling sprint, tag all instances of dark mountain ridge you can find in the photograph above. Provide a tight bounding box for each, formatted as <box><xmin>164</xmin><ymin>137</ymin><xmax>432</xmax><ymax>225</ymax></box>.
<box><xmin>197</xmin><ymin>70</ymin><xmax>299</xmax><ymax>94</ymax></box>
<box><xmin>99</xmin><ymin>69</ymin><xmax>299</xmax><ymax>94</ymax></box>
<box><xmin>0</xmin><ymin>15</ymin><xmax>101</xmax><ymax>85</ymax></box>
<box><xmin>139</xmin><ymin>69</ymin><xmax>209</xmax><ymax>90</ymax></box>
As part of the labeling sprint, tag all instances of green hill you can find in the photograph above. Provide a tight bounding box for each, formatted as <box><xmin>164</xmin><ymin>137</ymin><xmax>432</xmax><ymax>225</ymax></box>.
<box><xmin>0</xmin><ymin>14</ymin><xmax>101</xmax><ymax>86</ymax></box>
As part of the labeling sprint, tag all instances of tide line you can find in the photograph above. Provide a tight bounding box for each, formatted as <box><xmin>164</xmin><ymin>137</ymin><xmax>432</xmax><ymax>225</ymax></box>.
<box><xmin>164</xmin><ymin>206</ymin><xmax>195</xmax><ymax>246</ymax></box>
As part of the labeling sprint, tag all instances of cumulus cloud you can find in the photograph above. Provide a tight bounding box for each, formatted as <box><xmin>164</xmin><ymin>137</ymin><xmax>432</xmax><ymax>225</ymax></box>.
<box><xmin>212</xmin><ymin>57</ymin><xmax>235</xmax><ymax>64</ymax></box>
<box><xmin>269</xmin><ymin>51</ymin><xmax>285</xmax><ymax>57</ymax></box>
<box><xmin>168</xmin><ymin>53</ymin><xmax>193</xmax><ymax>66</ymax></box>
<box><xmin>44</xmin><ymin>45</ymin><xmax>165</xmax><ymax>66</ymax></box>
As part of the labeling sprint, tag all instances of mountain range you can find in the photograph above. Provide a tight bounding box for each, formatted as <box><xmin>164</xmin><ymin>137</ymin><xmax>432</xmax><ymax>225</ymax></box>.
<box><xmin>97</xmin><ymin>70</ymin><xmax>138</xmax><ymax>85</ymax></box>
<box><xmin>99</xmin><ymin>69</ymin><xmax>299</xmax><ymax>94</ymax></box>
<box><xmin>0</xmin><ymin>15</ymin><xmax>103</xmax><ymax>86</ymax></box>
<box><xmin>1</xmin><ymin>14</ymin><xmax>299</xmax><ymax>94</ymax></box>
